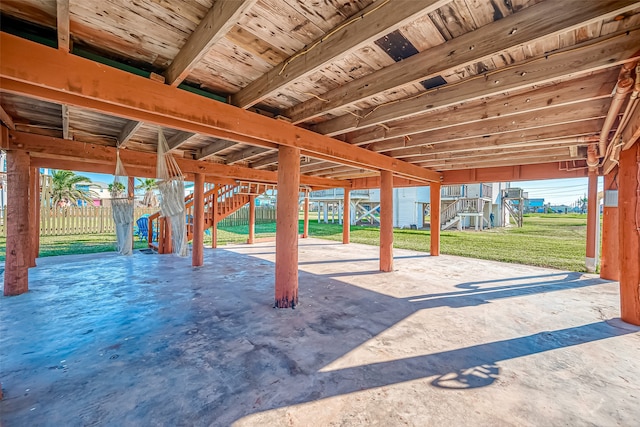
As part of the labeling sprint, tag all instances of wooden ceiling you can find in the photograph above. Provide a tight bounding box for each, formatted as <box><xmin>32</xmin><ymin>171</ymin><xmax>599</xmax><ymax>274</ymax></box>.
<box><xmin>1</xmin><ymin>0</ymin><xmax>639</xmax><ymax>182</ymax></box>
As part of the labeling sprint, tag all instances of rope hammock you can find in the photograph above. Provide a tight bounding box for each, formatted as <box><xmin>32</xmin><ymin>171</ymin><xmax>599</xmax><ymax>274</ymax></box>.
<box><xmin>111</xmin><ymin>150</ymin><xmax>134</xmax><ymax>256</ymax></box>
<box><xmin>157</xmin><ymin>128</ymin><xmax>188</xmax><ymax>257</ymax></box>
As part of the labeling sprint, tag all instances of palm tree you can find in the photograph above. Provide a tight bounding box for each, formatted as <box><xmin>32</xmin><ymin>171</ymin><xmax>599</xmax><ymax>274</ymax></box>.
<box><xmin>50</xmin><ymin>170</ymin><xmax>96</xmax><ymax>207</ymax></box>
<box><xmin>108</xmin><ymin>182</ymin><xmax>126</xmax><ymax>197</ymax></box>
<box><xmin>136</xmin><ymin>178</ymin><xmax>158</xmax><ymax>207</ymax></box>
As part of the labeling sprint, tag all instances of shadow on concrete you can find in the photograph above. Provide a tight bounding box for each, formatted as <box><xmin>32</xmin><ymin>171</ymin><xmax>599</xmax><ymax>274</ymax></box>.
<box><xmin>0</xmin><ymin>247</ymin><xmax>634</xmax><ymax>426</ymax></box>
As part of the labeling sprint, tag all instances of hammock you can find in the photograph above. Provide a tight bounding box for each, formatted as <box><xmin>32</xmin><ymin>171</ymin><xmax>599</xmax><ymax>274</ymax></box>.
<box><xmin>111</xmin><ymin>150</ymin><xmax>134</xmax><ymax>256</ymax></box>
<box><xmin>157</xmin><ymin>128</ymin><xmax>188</xmax><ymax>257</ymax></box>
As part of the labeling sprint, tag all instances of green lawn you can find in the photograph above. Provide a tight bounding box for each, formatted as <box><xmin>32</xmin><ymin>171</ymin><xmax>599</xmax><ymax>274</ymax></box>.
<box><xmin>0</xmin><ymin>214</ymin><xmax>591</xmax><ymax>272</ymax></box>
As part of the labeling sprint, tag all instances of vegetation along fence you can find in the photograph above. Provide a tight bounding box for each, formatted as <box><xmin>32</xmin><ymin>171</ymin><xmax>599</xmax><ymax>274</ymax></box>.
<box><xmin>0</xmin><ymin>205</ymin><xmax>276</xmax><ymax>237</ymax></box>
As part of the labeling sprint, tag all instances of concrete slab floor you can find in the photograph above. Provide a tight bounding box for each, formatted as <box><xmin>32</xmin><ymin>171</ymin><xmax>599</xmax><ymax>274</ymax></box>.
<box><xmin>1</xmin><ymin>238</ymin><xmax>639</xmax><ymax>426</ymax></box>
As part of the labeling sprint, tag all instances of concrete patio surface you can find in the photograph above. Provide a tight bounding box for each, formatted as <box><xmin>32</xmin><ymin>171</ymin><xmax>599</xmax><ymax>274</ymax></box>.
<box><xmin>1</xmin><ymin>238</ymin><xmax>639</xmax><ymax>426</ymax></box>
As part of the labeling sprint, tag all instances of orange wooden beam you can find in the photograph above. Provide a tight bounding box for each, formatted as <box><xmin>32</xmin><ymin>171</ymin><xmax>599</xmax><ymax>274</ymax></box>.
<box><xmin>430</xmin><ymin>182</ymin><xmax>441</xmax><ymax>256</ymax></box>
<box><xmin>192</xmin><ymin>173</ymin><xmax>205</xmax><ymax>267</ymax></box>
<box><xmin>0</xmin><ymin>33</ymin><xmax>440</xmax><ymax>183</ymax></box>
<box><xmin>380</xmin><ymin>170</ymin><xmax>394</xmax><ymax>272</ymax></box>
<box><xmin>248</xmin><ymin>195</ymin><xmax>256</xmax><ymax>245</ymax></box>
<box><xmin>343</xmin><ymin>189</ymin><xmax>350</xmax><ymax>244</ymax></box>
<box><xmin>4</xmin><ymin>148</ymin><xmax>30</xmax><ymax>295</ymax></box>
<box><xmin>275</xmin><ymin>146</ymin><xmax>300</xmax><ymax>308</ymax></box>
<box><xmin>4</xmin><ymin>130</ymin><xmax>347</xmax><ymax>189</ymax></box>
<box><xmin>618</xmin><ymin>142</ymin><xmax>640</xmax><ymax>325</ymax></box>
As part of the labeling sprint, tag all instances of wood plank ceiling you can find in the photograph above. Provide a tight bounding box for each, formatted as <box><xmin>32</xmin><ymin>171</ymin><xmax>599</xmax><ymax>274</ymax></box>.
<box><xmin>1</xmin><ymin>0</ymin><xmax>639</xmax><ymax>181</ymax></box>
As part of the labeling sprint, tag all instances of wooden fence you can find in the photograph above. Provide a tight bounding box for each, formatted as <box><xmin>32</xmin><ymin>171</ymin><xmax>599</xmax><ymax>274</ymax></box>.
<box><xmin>0</xmin><ymin>205</ymin><xmax>276</xmax><ymax>237</ymax></box>
<box><xmin>218</xmin><ymin>205</ymin><xmax>276</xmax><ymax>228</ymax></box>
<box><xmin>0</xmin><ymin>206</ymin><xmax>157</xmax><ymax>237</ymax></box>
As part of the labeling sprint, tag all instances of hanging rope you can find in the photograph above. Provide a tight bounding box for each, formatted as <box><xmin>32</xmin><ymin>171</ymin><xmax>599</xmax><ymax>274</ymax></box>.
<box><xmin>157</xmin><ymin>128</ymin><xmax>188</xmax><ymax>257</ymax></box>
<box><xmin>111</xmin><ymin>150</ymin><xmax>134</xmax><ymax>255</ymax></box>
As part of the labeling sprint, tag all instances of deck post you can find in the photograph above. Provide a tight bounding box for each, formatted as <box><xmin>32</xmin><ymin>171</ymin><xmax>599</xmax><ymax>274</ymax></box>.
<box><xmin>275</xmin><ymin>146</ymin><xmax>300</xmax><ymax>308</ymax></box>
<box><xmin>248</xmin><ymin>194</ymin><xmax>256</xmax><ymax>244</ymax></box>
<box><xmin>128</xmin><ymin>176</ymin><xmax>135</xmax><ymax>247</ymax></box>
<box><xmin>619</xmin><ymin>142</ymin><xmax>640</xmax><ymax>325</ymax></box>
<box><xmin>343</xmin><ymin>188</ymin><xmax>350</xmax><ymax>244</ymax></box>
<box><xmin>192</xmin><ymin>173</ymin><xmax>204</xmax><ymax>266</ymax></box>
<box><xmin>211</xmin><ymin>183</ymin><xmax>218</xmax><ymax>249</ymax></box>
<box><xmin>380</xmin><ymin>170</ymin><xmax>393</xmax><ymax>272</ymax></box>
<box><xmin>585</xmin><ymin>170</ymin><xmax>598</xmax><ymax>273</ymax></box>
<box><xmin>4</xmin><ymin>149</ymin><xmax>30</xmax><ymax>296</ymax></box>
<box><xmin>430</xmin><ymin>181</ymin><xmax>441</xmax><ymax>256</ymax></box>
<box><xmin>303</xmin><ymin>190</ymin><xmax>309</xmax><ymax>238</ymax></box>
<box><xmin>600</xmin><ymin>169</ymin><xmax>619</xmax><ymax>280</ymax></box>
<box><xmin>29</xmin><ymin>166</ymin><xmax>39</xmax><ymax>267</ymax></box>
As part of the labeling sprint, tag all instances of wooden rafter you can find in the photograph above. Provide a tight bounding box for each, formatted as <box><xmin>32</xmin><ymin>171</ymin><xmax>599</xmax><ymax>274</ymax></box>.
<box><xmin>366</xmin><ymin>101</ymin><xmax>609</xmax><ymax>153</ymax></box>
<box><xmin>249</xmin><ymin>152</ymin><xmax>279</xmax><ymax>169</ymax></box>
<box><xmin>231</xmin><ymin>0</ymin><xmax>449</xmax><ymax>109</ymax></box>
<box><xmin>0</xmin><ymin>33</ymin><xmax>441</xmax><ymax>183</ymax></box>
<box><xmin>56</xmin><ymin>0</ymin><xmax>70</xmax><ymax>53</ymax></box>
<box><xmin>117</xmin><ymin>120</ymin><xmax>144</xmax><ymax>148</ymax></box>
<box><xmin>167</xmin><ymin>131</ymin><xmax>196</xmax><ymax>151</ymax></box>
<box><xmin>420</xmin><ymin>153</ymin><xmax>584</xmax><ymax>170</ymax></box>
<box><xmin>346</xmin><ymin>72</ymin><xmax>617</xmax><ymax>146</ymax></box>
<box><xmin>196</xmin><ymin>140</ymin><xmax>239</xmax><ymax>160</ymax></box>
<box><xmin>225</xmin><ymin>146</ymin><xmax>271</xmax><ymax>165</ymax></box>
<box><xmin>287</xmin><ymin>0</ymin><xmax>637</xmax><ymax>125</ymax></box>
<box><xmin>61</xmin><ymin>104</ymin><xmax>70</xmax><ymax>139</ymax></box>
<box><xmin>314</xmin><ymin>28</ymin><xmax>640</xmax><ymax>136</ymax></box>
<box><xmin>0</xmin><ymin>105</ymin><xmax>16</xmax><ymax>130</ymax></box>
<box><xmin>2</xmin><ymin>130</ymin><xmax>348</xmax><ymax>189</ymax></box>
<box><xmin>164</xmin><ymin>0</ymin><xmax>258</xmax><ymax>87</ymax></box>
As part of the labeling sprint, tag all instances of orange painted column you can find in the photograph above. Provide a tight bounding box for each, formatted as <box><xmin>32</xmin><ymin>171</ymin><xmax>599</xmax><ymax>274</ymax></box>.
<box><xmin>192</xmin><ymin>173</ymin><xmax>204</xmax><ymax>266</ymax></box>
<box><xmin>128</xmin><ymin>176</ymin><xmax>135</xmax><ymax>247</ymax></box>
<box><xmin>302</xmin><ymin>191</ymin><xmax>309</xmax><ymax>238</ymax></box>
<box><xmin>29</xmin><ymin>167</ymin><xmax>39</xmax><ymax>267</ymax></box>
<box><xmin>343</xmin><ymin>188</ymin><xmax>350</xmax><ymax>244</ymax></box>
<box><xmin>380</xmin><ymin>170</ymin><xmax>394</xmax><ymax>272</ymax></box>
<box><xmin>619</xmin><ymin>142</ymin><xmax>640</xmax><ymax>325</ymax></box>
<box><xmin>211</xmin><ymin>183</ymin><xmax>218</xmax><ymax>249</ymax></box>
<box><xmin>4</xmin><ymin>150</ymin><xmax>30</xmax><ymax>296</ymax></box>
<box><xmin>430</xmin><ymin>181</ymin><xmax>441</xmax><ymax>256</ymax></box>
<box><xmin>275</xmin><ymin>146</ymin><xmax>300</xmax><ymax>308</ymax></box>
<box><xmin>585</xmin><ymin>170</ymin><xmax>598</xmax><ymax>273</ymax></box>
<box><xmin>248</xmin><ymin>194</ymin><xmax>256</xmax><ymax>244</ymax></box>
<box><xmin>600</xmin><ymin>169</ymin><xmax>619</xmax><ymax>280</ymax></box>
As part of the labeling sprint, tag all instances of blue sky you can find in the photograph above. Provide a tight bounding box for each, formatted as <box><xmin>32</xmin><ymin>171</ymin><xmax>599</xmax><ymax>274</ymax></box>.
<box><xmin>515</xmin><ymin>178</ymin><xmax>602</xmax><ymax>206</ymax></box>
<box><xmin>75</xmin><ymin>172</ymin><xmax>598</xmax><ymax>206</ymax></box>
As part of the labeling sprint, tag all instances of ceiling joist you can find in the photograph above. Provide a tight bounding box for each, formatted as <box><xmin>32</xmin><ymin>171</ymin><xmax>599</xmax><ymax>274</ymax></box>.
<box><xmin>287</xmin><ymin>0</ymin><xmax>637</xmax><ymax>125</ymax></box>
<box><xmin>314</xmin><ymin>28</ymin><xmax>640</xmax><ymax>136</ymax></box>
<box><xmin>231</xmin><ymin>0</ymin><xmax>449</xmax><ymax>109</ymax></box>
<box><xmin>0</xmin><ymin>33</ymin><xmax>441</xmax><ymax>183</ymax></box>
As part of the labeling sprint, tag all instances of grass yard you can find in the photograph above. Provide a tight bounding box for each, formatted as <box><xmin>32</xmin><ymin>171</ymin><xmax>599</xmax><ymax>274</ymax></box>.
<box><xmin>0</xmin><ymin>214</ymin><xmax>591</xmax><ymax>272</ymax></box>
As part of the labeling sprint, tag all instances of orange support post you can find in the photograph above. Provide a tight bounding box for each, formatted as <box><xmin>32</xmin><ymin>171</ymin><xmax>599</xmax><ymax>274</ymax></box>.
<box><xmin>302</xmin><ymin>191</ymin><xmax>309</xmax><ymax>238</ymax></box>
<box><xmin>211</xmin><ymin>183</ymin><xmax>218</xmax><ymax>249</ymax></box>
<box><xmin>619</xmin><ymin>142</ymin><xmax>640</xmax><ymax>325</ymax></box>
<box><xmin>600</xmin><ymin>170</ymin><xmax>619</xmax><ymax>280</ymax></box>
<box><xmin>29</xmin><ymin>167</ymin><xmax>39</xmax><ymax>267</ymax></box>
<box><xmin>275</xmin><ymin>146</ymin><xmax>300</xmax><ymax>308</ymax></box>
<box><xmin>380</xmin><ymin>170</ymin><xmax>394</xmax><ymax>272</ymax></box>
<box><xmin>192</xmin><ymin>173</ymin><xmax>205</xmax><ymax>266</ymax></box>
<box><xmin>4</xmin><ymin>150</ymin><xmax>30</xmax><ymax>296</ymax></box>
<box><xmin>430</xmin><ymin>181</ymin><xmax>441</xmax><ymax>256</ymax></box>
<box><xmin>248</xmin><ymin>195</ymin><xmax>256</xmax><ymax>244</ymax></box>
<box><xmin>343</xmin><ymin>188</ymin><xmax>350</xmax><ymax>244</ymax></box>
<box><xmin>585</xmin><ymin>171</ymin><xmax>598</xmax><ymax>273</ymax></box>
<box><xmin>128</xmin><ymin>176</ymin><xmax>135</xmax><ymax>247</ymax></box>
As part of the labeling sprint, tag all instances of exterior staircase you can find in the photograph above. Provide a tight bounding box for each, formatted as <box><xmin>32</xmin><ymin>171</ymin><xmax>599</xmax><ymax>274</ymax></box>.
<box><xmin>148</xmin><ymin>182</ymin><xmax>270</xmax><ymax>252</ymax></box>
<box><xmin>440</xmin><ymin>184</ymin><xmax>492</xmax><ymax>231</ymax></box>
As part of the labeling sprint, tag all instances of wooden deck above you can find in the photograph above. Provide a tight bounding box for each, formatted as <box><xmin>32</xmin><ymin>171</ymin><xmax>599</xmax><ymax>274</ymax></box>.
<box><xmin>1</xmin><ymin>0</ymin><xmax>639</xmax><ymax>185</ymax></box>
